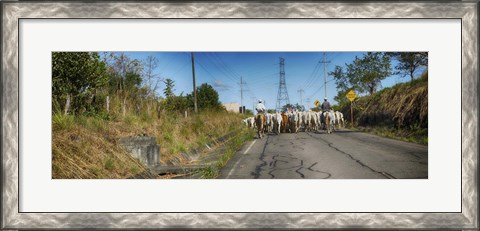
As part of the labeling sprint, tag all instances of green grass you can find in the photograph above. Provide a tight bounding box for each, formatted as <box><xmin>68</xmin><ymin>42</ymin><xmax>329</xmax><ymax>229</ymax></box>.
<box><xmin>337</xmin><ymin>72</ymin><xmax>428</xmax><ymax>145</ymax></box>
<box><xmin>199</xmin><ymin>128</ymin><xmax>255</xmax><ymax>179</ymax></box>
<box><xmin>104</xmin><ymin>158</ymin><xmax>114</xmax><ymax>170</ymax></box>
<box><xmin>200</xmin><ymin>166</ymin><xmax>219</xmax><ymax>179</ymax></box>
<box><xmin>354</xmin><ymin>126</ymin><xmax>428</xmax><ymax>145</ymax></box>
<box><xmin>53</xmin><ymin>110</ymin><xmax>250</xmax><ymax>179</ymax></box>
<box><xmin>52</xmin><ymin>113</ymin><xmax>75</xmax><ymax>130</ymax></box>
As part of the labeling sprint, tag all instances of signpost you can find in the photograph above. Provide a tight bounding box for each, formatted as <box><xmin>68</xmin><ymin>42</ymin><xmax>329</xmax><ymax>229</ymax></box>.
<box><xmin>346</xmin><ymin>90</ymin><xmax>357</xmax><ymax>127</ymax></box>
<box><xmin>314</xmin><ymin>100</ymin><xmax>320</xmax><ymax>107</ymax></box>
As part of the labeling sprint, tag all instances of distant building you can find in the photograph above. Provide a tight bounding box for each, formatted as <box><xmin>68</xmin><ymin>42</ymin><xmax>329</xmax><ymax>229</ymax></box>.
<box><xmin>223</xmin><ymin>103</ymin><xmax>241</xmax><ymax>113</ymax></box>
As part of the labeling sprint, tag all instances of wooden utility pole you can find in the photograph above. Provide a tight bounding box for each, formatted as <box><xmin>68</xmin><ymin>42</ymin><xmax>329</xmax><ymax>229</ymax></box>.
<box><xmin>191</xmin><ymin>52</ymin><xmax>198</xmax><ymax>113</ymax></box>
<box><xmin>240</xmin><ymin>76</ymin><xmax>243</xmax><ymax>114</ymax></box>
<box><xmin>319</xmin><ymin>52</ymin><xmax>331</xmax><ymax>98</ymax></box>
<box><xmin>350</xmin><ymin>101</ymin><xmax>353</xmax><ymax>127</ymax></box>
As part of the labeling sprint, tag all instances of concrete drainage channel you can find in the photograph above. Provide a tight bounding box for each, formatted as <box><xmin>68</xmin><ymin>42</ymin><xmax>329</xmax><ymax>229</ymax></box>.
<box><xmin>120</xmin><ymin>131</ymin><xmax>240</xmax><ymax>179</ymax></box>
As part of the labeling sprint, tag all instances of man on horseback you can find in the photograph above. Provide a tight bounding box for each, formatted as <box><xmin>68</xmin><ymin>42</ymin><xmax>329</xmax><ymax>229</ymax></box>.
<box><xmin>255</xmin><ymin>100</ymin><xmax>267</xmax><ymax>138</ymax></box>
<box><xmin>321</xmin><ymin>97</ymin><xmax>331</xmax><ymax>112</ymax></box>
<box><xmin>321</xmin><ymin>97</ymin><xmax>335</xmax><ymax>133</ymax></box>
<box><xmin>256</xmin><ymin>99</ymin><xmax>266</xmax><ymax>114</ymax></box>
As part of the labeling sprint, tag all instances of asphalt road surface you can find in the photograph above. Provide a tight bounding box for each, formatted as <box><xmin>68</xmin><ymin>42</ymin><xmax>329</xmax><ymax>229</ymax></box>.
<box><xmin>219</xmin><ymin>129</ymin><xmax>428</xmax><ymax>179</ymax></box>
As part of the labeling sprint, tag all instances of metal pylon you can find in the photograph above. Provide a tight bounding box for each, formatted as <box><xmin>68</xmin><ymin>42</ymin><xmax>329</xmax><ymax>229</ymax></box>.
<box><xmin>276</xmin><ymin>57</ymin><xmax>290</xmax><ymax>111</ymax></box>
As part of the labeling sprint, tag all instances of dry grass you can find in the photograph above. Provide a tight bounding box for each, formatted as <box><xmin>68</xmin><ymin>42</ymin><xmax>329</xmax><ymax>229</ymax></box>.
<box><xmin>52</xmin><ymin>110</ymin><xmax>246</xmax><ymax>179</ymax></box>
<box><xmin>340</xmin><ymin>72</ymin><xmax>428</xmax><ymax>144</ymax></box>
<box><xmin>52</xmin><ymin>124</ymin><xmax>148</xmax><ymax>179</ymax></box>
<box><xmin>342</xmin><ymin>72</ymin><xmax>428</xmax><ymax>129</ymax></box>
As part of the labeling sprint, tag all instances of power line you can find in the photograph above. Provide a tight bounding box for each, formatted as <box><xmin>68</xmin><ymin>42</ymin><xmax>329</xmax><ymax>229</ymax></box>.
<box><xmin>201</xmin><ymin>53</ymin><xmax>238</xmax><ymax>83</ymax></box>
<box><xmin>302</xmin><ymin>62</ymin><xmax>321</xmax><ymax>90</ymax></box>
<box><xmin>211</xmin><ymin>52</ymin><xmax>242</xmax><ymax>81</ymax></box>
<box><xmin>307</xmin><ymin>78</ymin><xmax>335</xmax><ymax>100</ymax></box>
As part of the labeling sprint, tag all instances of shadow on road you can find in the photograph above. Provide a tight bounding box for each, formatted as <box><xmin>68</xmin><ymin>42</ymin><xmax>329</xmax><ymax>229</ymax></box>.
<box><xmin>311</xmin><ymin>129</ymin><xmax>358</xmax><ymax>134</ymax></box>
<box><xmin>255</xmin><ymin>129</ymin><xmax>358</xmax><ymax>137</ymax></box>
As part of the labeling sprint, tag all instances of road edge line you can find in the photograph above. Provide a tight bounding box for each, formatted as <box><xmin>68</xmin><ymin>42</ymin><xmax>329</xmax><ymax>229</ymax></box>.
<box><xmin>243</xmin><ymin>139</ymin><xmax>257</xmax><ymax>154</ymax></box>
<box><xmin>226</xmin><ymin>139</ymin><xmax>257</xmax><ymax>178</ymax></box>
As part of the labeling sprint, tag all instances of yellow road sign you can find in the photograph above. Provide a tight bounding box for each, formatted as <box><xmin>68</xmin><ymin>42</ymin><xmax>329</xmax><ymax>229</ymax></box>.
<box><xmin>314</xmin><ymin>100</ymin><xmax>320</xmax><ymax>107</ymax></box>
<box><xmin>346</xmin><ymin>90</ymin><xmax>357</xmax><ymax>102</ymax></box>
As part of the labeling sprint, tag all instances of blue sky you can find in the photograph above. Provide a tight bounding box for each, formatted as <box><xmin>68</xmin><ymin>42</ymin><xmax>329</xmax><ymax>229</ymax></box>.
<box><xmin>113</xmin><ymin>52</ymin><xmax>425</xmax><ymax>110</ymax></box>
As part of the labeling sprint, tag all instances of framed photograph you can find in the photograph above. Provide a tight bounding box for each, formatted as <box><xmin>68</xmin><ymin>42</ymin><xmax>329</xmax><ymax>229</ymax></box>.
<box><xmin>2</xmin><ymin>1</ymin><xmax>477</xmax><ymax>229</ymax></box>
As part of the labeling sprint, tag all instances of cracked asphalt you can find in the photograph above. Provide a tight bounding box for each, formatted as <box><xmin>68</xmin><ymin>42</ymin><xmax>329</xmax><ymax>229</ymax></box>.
<box><xmin>219</xmin><ymin>129</ymin><xmax>428</xmax><ymax>179</ymax></box>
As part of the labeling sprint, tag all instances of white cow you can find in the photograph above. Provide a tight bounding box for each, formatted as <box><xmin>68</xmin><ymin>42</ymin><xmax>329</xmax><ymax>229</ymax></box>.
<box><xmin>286</xmin><ymin>111</ymin><xmax>293</xmax><ymax>133</ymax></box>
<box><xmin>296</xmin><ymin>111</ymin><xmax>303</xmax><ymax>133</ymax></box>
<box><xmin>265</xmin><ymin>113</ymin><xmax>273</xmax><ymax>133</ymax></box>
<box><xmin>315</xmin><ymin>112</ymin><xmax>322</xmax><ymax>131</ymax></box>
<box><xmin>272</xmin><ymin>112</ymin><xmax>282</xmax><ymax>135</ymax></box>
<box><xmin>334</xmin><ymin>111</ymin><xmax>345</xmax><ymax>128</ymax></box>
<box><xmin>245</xmin><ymin>117</ymin><xmax>255</xmax><ymax>128</ymax></box>
<box><xmin>243</xmin><ymin>118</ymin><xmax>250</xmax><ymax>128</ymax></box>
<box><xmin>243</xmin><ymin>118</ymin><xmax>250</xmax><ymax>127</ymax></box>
<box><xmin>288</xmin><ymin>111</ymin><xmax>299</xmax><ymax>133</ymax></box>
<box><xmin>322</xmin><ymin>111</ymin><xmax>336</xmax><ymax>134</ymax></box>
<box><xmin>302</xmin><ymin>111</ymin><xmax>310</xmax><ymax>131</ymax></box>
<box><xmin>309</xmin><ymin>111</ymin><xmax>319</xmax><ymax>132</ymax></box>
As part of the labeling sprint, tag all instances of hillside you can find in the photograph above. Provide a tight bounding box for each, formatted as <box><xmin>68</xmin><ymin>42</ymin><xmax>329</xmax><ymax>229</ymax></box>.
<box><xmin>340</xmin><ymin>72</ymin><xmax>428</xmax><ymax>144</ymax></box>
<box><xmin>52</xmin><ymin>111</ymin><xmax>250</xmax><ymax>179</ymax></box>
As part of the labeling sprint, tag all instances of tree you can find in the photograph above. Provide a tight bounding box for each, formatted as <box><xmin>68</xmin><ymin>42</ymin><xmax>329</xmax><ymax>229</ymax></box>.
<box><xmin>281</xmin><ymin>103</ymin><xmax>294</xmax><ymax>112</ymax></box>
<box><xmin>102</xmin><ymin>52</ymin><xmax>143</xmax><ymax>116</ymax></box>
<box><xmin>143</xmin><ymin>55</ymin><xmax>161</xmax><ymax>98</ymax></box>
<box><xmin>294</xmin><ymin>103</ymin><xmax>305</xmax><ymax>111</ymax></box>
<box><xmin>345</xmin><ymin>52</ymin><xmax>392</xmax><ymax>95</ymax></box>
<box><xmin>162</xmin><ymin>93</ymin><xmax>192</xmax><ymax>112</ymax></box>
<box><xmin>196</xmin><ymin>83</ymin><xmax>222</xmax><ymax>110</ymax></box>
<box><xmin>388</xmin><ymin>52</ymin><xmax>428</xmax><ymax>81</ymax></box>
<box><xmin>52</xmin><ymin>52</ymin><xmax>108</xmax><ymax>114</ymax></box>
<box><xmin>163</xmin><ymin>78</ymin><xmax>175</xmax><ymax>98</ymax></box>
<box><xmin>330</xmin><ymin>66</ymin><xmax>352</xmax><ymax>106</ymax></box>
<box><xmin>159</xmin><ymin>79</ymin><xmax>192</xmax><ymax>112</ymax></box>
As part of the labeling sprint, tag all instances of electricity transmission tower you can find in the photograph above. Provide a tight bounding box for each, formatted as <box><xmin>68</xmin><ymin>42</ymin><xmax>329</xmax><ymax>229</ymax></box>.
<box><xmin>297</xmin><ymin>88</ymin><xmax>304</xmax><ymax>108</ymax></box>
<box><xmin>275</xmin><ymin>57</ymin><xmax>290</xmax><ymax>111</ymax></box>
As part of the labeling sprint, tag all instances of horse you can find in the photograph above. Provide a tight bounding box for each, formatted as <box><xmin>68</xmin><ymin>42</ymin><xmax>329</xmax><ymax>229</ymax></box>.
<box><xmin>255</xmin><ymin>113</ymin><xmax>266</xmax><ymax>138</ymax></box>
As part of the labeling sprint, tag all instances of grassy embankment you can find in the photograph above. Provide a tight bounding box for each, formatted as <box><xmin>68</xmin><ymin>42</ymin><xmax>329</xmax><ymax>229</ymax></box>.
<box><xmin>52</xmin><ymin>111</ymin><xmax>253</xmax><ymax>179</ymax></box>
<box><xmin>341</xmin><ymin>72</ymin><xmax>428</xmax><ymax>145</ymax></box>
<box><xmin>200</xmin><ymin>129</ymin><xmax>253</xmax><ymax>179</ymax></box>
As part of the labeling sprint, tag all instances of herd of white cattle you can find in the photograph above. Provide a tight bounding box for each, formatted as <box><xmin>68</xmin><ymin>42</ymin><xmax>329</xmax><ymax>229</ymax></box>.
<box><xmin>243</xmin><ymin>110</ymin><xmax>345</xmax><ymax>138</ymax></box>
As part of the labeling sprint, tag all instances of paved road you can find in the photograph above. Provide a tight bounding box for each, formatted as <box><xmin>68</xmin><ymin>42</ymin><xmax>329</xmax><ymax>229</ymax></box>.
<box><xmin>219</xmin><ymin>129</ymin><xmax>428</xmax><ymax>179</ymax></box>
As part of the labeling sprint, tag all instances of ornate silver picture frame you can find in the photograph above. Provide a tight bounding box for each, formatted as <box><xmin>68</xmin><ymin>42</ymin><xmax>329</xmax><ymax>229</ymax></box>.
<box><xmin>2</xmin><ymin>2</ymin><xmax>477</xmax><ymax>229</ymax></box>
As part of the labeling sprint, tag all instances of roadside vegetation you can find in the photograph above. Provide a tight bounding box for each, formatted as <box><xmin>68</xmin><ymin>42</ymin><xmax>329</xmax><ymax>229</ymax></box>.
<box><xmin>336</xmin><ymin>69</ymin><xmax>428</xmax><ymax>144</ymax></box>
<box><xmin>52</xmin><ymin>110</ymin><xmax>248</xmax><ymax>178</ymax></box>
<box><xmin>331</xmin><ymin>52</ymin><xmax>428</xmax><ymax>145</ymax></box>
<box><xmin>52</xmin><ymin>52</ymin><xmax>249</xmax><ymax>179</ymax></box>
<box><xmin>200</xmin><ymin>129</ymin><xmax>254</xmax><ymax>179</ymax></box>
